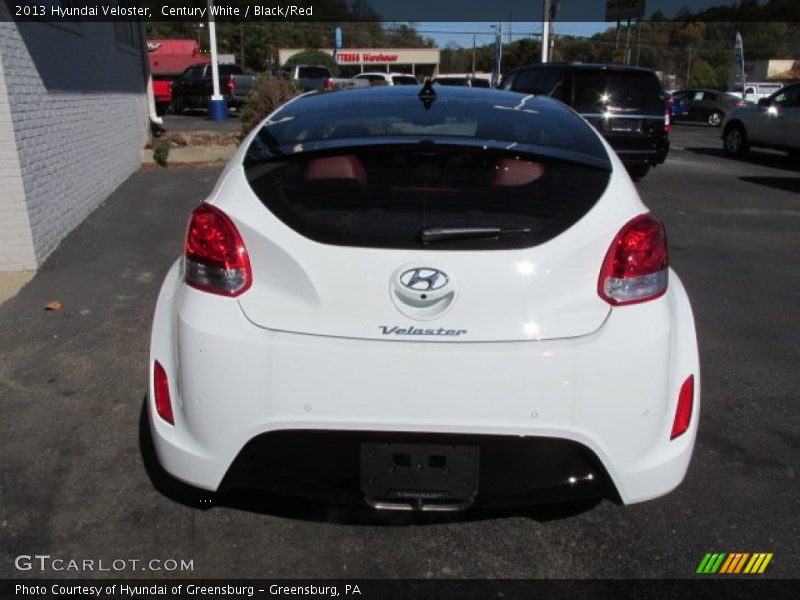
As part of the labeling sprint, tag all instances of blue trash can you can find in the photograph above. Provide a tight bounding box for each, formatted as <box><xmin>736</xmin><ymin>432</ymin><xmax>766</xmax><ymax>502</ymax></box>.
<box><xmin>208</xmin><ymin>98</ymin><xmax>228</xmax><ymax>121</ymax></box>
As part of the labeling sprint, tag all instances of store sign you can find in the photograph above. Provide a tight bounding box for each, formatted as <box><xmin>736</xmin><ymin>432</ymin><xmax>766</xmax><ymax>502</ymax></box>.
<box><xmin>337</xmin><ymin>53</ymin><xmax>400</xmax><ymax>64</ymax></box>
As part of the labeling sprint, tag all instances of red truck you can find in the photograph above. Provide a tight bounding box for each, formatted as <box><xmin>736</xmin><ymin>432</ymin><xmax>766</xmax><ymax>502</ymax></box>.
<box><xmin>148</xmin><ymin>39</ymin><xmax>210</xmax><ymax>115</ymax></box>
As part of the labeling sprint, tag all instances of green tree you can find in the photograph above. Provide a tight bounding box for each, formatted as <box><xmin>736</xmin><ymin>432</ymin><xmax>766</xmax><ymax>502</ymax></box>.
<box><xmin>285</xmin><ymin>49</ymin><xmax>340</xmax><ymax>76</ymax></box>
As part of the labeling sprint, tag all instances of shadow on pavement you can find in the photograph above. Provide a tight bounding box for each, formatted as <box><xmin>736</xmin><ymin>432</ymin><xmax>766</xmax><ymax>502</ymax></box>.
<box><xmin>139</xmin><ymin>398</ymin><xmax>602</xmax><ymax>525</ymax></box>
<box><xmin>685</xmin><ymin>146</ymin><xmax>799</xmax><ymax>172</ymax></box>
<box><xmin>738</xmin><ymin>176</ymin><xmax>800</xmax><ymax>194</ymax></box>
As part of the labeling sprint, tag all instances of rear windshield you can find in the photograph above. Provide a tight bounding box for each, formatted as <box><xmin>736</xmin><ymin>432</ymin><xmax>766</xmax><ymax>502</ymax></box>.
<box><xmin>245</xmin><ymin>147</ymin><xmax>609</xmax><ymax>250</ymax></box>
<box><xmin>470</xmin><ymin>79</ymin><xmax>491</xmax><ymax>88</ymax></box>
<box><xmin>573</xmin><ymin>69</ymin><xmax>663</xmax><ymax>113</ymax></box>
<box><xmin>297</xmin><ymin>66</ymin><xmax>330</xmax><ymax>79</ymax></box>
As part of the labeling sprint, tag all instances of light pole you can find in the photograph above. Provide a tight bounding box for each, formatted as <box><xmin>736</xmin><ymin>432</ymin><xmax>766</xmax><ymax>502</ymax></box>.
<box><xmin>207</xmin><ymin>0</ymin><xmax>228</xmax><ymax>121</ymax></box>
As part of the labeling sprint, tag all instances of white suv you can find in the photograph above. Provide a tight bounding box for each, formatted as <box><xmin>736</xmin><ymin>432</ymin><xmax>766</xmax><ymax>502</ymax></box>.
<box><xmin>722</xmin><ymin>82</ymin><xmax>800</xmax><ymax>159</ymax></box>
<box><xmin>353</xmin><ymin>72</ymin><xmax>419</xmax><ymax>86</ymax></box>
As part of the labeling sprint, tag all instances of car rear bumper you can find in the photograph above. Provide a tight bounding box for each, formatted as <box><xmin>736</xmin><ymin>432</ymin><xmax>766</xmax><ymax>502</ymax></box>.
<box><xmin>149</xmin><ymin>261</ymin><xmax>700</xmax><ymax>506</ymax></box>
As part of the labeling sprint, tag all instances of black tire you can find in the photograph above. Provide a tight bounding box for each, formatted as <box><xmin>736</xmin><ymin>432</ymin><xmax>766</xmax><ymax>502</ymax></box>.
<box><xmin>626</xmin><ymin>164</ymin><xmax>651</xmax><ymax>180</ymax></box>
<box><xmin>723</xmin><ymin>123</ymin><xmax>749</xmax><ymax>157</ymax></box>
<box><xmin>707</xmin><ymin>110</ymin><xmax>723</xmax><ymax>127</ymax></box>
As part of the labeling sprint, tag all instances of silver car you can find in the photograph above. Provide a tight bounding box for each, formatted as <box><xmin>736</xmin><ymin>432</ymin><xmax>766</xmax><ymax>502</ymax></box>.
<box><xmin>722</xmin><ymin>82</ymin><xmax>800</xmax><ymax>159</ymax></box>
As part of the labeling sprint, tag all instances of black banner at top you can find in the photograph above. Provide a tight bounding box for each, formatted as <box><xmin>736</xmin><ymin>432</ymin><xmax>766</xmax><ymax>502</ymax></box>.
<box><xmin>3</xmin><ymin>0</ymin><xmax>800</xmax><ymax>22</ymax></box>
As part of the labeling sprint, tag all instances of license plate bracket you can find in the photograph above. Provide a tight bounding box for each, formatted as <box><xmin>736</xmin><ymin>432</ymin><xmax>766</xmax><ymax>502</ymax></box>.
<box><xmin>360</xmin><ymin>442</ymin><xmax>478</xmax><ymax>503</ymax></box>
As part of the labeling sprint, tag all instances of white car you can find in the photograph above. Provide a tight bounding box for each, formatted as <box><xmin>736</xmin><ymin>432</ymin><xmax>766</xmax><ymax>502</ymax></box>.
<box><xmin>149</xmin><ymin>85</ymin><xmax>700</xmax><ymax>511</ymax></box>
<box><xmin>353</xmin><ymin>72</ymin><xmax>419</xmax><ymax>86</ymax></box>
<box><xmin>722</xmin><ymin>82</ymin><xmax>800</xmax><ymax>159</ymax></box>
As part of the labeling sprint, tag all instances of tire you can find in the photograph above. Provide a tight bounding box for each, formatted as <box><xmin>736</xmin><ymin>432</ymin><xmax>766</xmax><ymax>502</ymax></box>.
<box><xmin>626</xmin><ymin>164</ymin><xmax>650</xmax><ymax>180</ymax></box>
<box><xmin>723</xmin><ymin>123</ymin><xmax>749</xmax><ymax>157</ymax></box>
<box><xmin>707</xmin><ymin>110</ymin><xmax>723</xmax><ymax>127</ymax></box>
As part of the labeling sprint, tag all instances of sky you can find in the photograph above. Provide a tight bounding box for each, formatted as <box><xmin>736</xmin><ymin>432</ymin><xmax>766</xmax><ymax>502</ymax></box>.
<box><xmin>415</xmin><ymin>22</ymin><xmax>610</xmax><ymax>49</ymax></box>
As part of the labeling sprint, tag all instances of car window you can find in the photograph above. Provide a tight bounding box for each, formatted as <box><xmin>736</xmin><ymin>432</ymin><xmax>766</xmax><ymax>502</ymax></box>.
<box><xmin>219</xmin><ymin>65</ymin><xmax>244</xmax><ymax>76</ymax></box>
<box><xmin>691</xmin><ymin>91</ymin><xmax>704</xmax><ymax>101</ymax></box>
<box><xmin>510</xmin><ymin>69</ymin><xmax>540</xmax><ymax>94</ymax></box>
<box><xmin>244</xmin><ymin>147</ymin><xmax>610</xmax><ymax>251</ymax></box>
<box><xmin>392</xmin><ymin>76</ymin><xmax>419</xmax><ymax>85</ymax></box>
<box><xmin>297</xmin><ymin>66</ymin><xmax>331</xmax><ymax>79</ymax></box>
<box><xmin>573</xmin><ymin>69</ymin><xmax>663</xmax><ymax>113</ymax></box>
<box><xmin>470</xmin><ymin>78</ymin><xmax>491</xmax><ymax>88</ymax></box>
<box><xmin>705</xmin><ymin>92</ymin><xmax>719</xmax><ymax>101</ymax></box>
<box><xmin>772</xmin><ymin>85</ymin><xmax>800</xmax><ymax>107</ymax></box>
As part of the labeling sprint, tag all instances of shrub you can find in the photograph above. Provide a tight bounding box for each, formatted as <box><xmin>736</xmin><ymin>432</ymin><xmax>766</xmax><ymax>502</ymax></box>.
<box><xmin>240</xmin><ymin>76</ymin><xmax>301</xmax><ymax>135</ymax></box>
<box><xmin>284</xmin><ymin>49</ymin><xmax>339</xmax><ymax>76</ymax></box>
<box><xmin>153</xmin><ymin>140</ymin><xmax>170</xmax><ymax>167</ymax></box>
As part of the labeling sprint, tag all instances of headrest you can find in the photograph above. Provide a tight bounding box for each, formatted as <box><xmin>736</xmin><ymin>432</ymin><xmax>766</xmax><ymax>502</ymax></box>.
<box><xmin>494</xmin><ymin>159</ymin><xmax>545</xmax><ymax>187</ymax></box>
<box><xmin>304</xmin><ymin>155</ymin><xmax>367</xmax><ymax>185</ymax></box>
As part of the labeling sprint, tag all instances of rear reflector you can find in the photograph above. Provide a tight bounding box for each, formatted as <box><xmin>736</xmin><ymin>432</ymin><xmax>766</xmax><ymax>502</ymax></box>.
<box><xmin>184</xmin><ymin>204</ymin><xmax>252</xmax><ymax>296</ymax></box>
<box><xmin>671</xmin><ymin>375</ymin><xmax>694</xmax><ymax>439</ymax></box>
<box><xmin>598</xmin><ymin>214</ymin><xmax>669</xmax><ymax>306</ymax></box>
<box><xmin>153</xmin><ymin>360</ymin><xmax>174</xmax><ymax>425</ymax></box>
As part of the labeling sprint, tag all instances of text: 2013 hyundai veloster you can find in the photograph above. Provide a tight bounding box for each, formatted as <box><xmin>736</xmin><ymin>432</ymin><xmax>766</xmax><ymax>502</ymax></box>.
<box><xmin>149</xmin><ymin>84</ymin><xmax>699</xmax><ymax>511</ymax></box>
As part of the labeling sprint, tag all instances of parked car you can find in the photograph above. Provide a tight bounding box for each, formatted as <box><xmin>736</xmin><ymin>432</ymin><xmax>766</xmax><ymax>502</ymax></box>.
<box><xmin>670</xmin><ymin>88</ymin><xmax>749</xmax><ymax>127</ymax></box>
<box><xmin>501</xmin><ymin>63</ymin><xmax>669</xmax><ymax>179</ymax></box>
<box><xmin>171</xmin><ymin>63</ymin><xmax>256</xmax><ymax>113</ymax></box>
<box><xmin>353</xmin><ymin>72</ymin><xmax>419</xmax><ymax>86</ymax></box>
<box><xmin>721</xmin><ymin>82</ymin><xmax>800</xmax><ymax>159</ymax></box>
<box><xmin>434</xmin><ymin>75</ymin><xmax>491</xmax><ymax>88</ymax></box>
<box><xmin>152</xmin><ymin>75</ymin><xmax>173</xmax><ymax>116</ymax></box>
<box><xmin>279</xmin><ymin>65</ymin><xmax>369</xmax><ymax>92</ymax></box>
<box><xmin>663</xmin><ymin>91</ymin><xmax>686</xmax><ymax>119</ymax></box>
<box><xmin>149</xmin><ymin>85</ymin><xmax>699</xmax><ymax>511</ymax></box>
<box><xmin>728</xmin><ymin>81</ymin><xmax>784</xmax><ymax>103</ymax></box>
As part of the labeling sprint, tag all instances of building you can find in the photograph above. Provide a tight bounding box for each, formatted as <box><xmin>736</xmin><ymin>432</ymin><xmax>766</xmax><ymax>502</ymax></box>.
<box><xmin>278</xmin><ymin>48</ymin><xmax>441</xmax><ymax>79</ymax></box>
<box><xmin>730</xmin><ymin>59</ymin><xmax>800</xmax><ymax>89</ymax></box>
<box><xmin>0</xmin><ymin>16</ymin><xmax>150</xmax><ymax>274</ymax></box>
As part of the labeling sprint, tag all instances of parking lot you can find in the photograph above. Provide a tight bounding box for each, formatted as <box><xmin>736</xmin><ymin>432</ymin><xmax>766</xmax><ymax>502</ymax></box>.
<box><xmin>1</xmin><ymin>122</ymin><xmax>798</xmax><ymax>580</ymax></box>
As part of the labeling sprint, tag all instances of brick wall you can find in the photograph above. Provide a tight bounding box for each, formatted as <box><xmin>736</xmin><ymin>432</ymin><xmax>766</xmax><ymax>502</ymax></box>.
<box><xmin>0</xmin><ymin>19</ymin><xmax>149</xmax><ymax>271</ymax></box>
<box><xmin>0</xmin><ymin>41</ymin><xmax>37</xmax><ymax>271</ymax></box>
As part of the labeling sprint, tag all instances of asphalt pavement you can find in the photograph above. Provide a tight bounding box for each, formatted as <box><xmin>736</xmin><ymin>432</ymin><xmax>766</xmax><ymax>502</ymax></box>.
<box><xmin>1</xmin><ymin>124</ymin><xmax>798</xmax><ymax>582</ymax></box>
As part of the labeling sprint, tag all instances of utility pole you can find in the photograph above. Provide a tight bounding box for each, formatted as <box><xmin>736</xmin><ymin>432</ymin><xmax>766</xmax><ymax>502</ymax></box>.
<box><xmin>472</xmin><ymin>34</ymin><xmax>476</xmax><ymax>76</ymax></box>
<box><xmin>541</xmin><ymin>0</ymin><xmax>551</xmax><ymax>63</ymax></box>
<box><xmin>207</xmin><ymin>0</ymin><xmax>227</xmax><ymax>120</ymax></box>
<box><xmin>686</xmin><ymin>47</ymin><xmax>693</xmax><ymax>87</ymax></box>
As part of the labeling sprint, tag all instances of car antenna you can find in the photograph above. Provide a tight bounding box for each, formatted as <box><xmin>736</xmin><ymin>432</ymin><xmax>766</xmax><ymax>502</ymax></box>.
<box><xmin>419</xmin><ymin>79</ymin><xmax>436</xmax><ymax>110</ymax></box>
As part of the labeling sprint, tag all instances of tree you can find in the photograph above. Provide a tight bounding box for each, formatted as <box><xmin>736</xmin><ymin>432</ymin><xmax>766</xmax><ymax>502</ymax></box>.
<box><xmin>285</xmin><ymin>49</ymin><xmax>340</xmax><ymax>76</ymax></box>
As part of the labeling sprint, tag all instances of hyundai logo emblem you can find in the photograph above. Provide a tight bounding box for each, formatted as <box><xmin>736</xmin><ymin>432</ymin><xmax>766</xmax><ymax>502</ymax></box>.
<box><xmin>399</xmin><ymin>268</ymin><xmax>449</xmax><ymax>292</ymax></box>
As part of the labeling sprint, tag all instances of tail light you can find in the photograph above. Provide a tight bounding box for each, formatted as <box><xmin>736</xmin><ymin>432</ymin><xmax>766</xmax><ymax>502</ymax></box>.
<box><xmin>671</xmin><ymin>375</ymin><xmax>694</xmax><ymax>439</ymax></box>
<box><xmin>184</xmin><ymin>204</ymin><xmax>252</xmax><ymax>296</ymax></box>
<box><xmin>224</xmin><ymin>75</ymin><xmax>235</xmax><ymax>95</ymax></box>
<box><xmin>153</xmin><ymin>361</ymin><xmax>174</xmax><ymax>425</ymax></box>
<box><xmin>323</xmin><ymin>78</ymin><xmax>335</xmax><ymax>90</ymax></box>
<box><xmin>734</xmin><ymin>100</ymin><xmax>747</xmax><ymax>107</ymax></box>
<box><xmin>598</xmin><ymin>214</ymin><xmax>668</xmax><ymax>305</ymax></box>
<box><xmin>664</xmin><ymin>102</ymin><xmax>671</xmax><ymax>133</ymax></box>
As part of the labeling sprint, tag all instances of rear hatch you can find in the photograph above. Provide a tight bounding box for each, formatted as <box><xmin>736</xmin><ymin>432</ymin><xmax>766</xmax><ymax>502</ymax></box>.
<box><xmin>573</xmin><ymin>68</ymin><xmax>665</xmax><ymax>153</ymax></box>
<box><xmin>231</xmin><ymin>89</ymin><xmax>624</xmax><ymax>342</ymax></box>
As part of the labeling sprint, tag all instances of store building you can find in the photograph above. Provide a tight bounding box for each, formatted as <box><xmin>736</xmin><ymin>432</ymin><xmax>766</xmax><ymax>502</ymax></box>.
<box><xmin>278</xmin><ymin>48</ymin><xmax>441</xmax><ymax>79</ymax></box>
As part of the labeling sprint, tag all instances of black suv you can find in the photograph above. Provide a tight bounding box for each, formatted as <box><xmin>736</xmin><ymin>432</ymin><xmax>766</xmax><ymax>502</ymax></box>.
<box><xmin>501</xmin><ymin>63</ymin><xmax>669</xmax><ymax>179</ymax></box>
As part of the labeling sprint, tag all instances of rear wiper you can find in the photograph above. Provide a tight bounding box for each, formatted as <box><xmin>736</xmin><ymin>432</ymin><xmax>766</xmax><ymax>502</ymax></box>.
<box><xmin>419</xmin><ymin>226</ymin><xmax>531</xmax><ymax>245</ymax></box>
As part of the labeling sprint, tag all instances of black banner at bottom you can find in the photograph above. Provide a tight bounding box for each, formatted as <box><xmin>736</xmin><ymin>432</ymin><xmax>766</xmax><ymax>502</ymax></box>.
<box><xmin>3</xmin><ymin>579</ymin><xmax>799</xmax><ymax>600</ymax></box>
